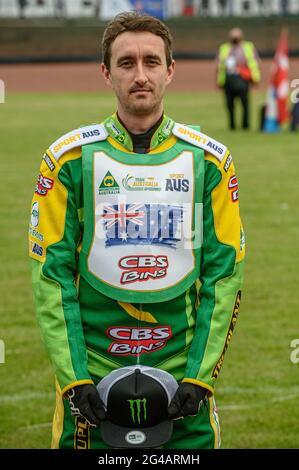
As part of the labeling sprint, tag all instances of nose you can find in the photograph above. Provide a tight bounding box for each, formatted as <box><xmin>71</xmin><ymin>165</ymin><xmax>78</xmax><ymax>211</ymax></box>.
<box><xmin>134</xmin><ymin>62</ymin><xmax>148</xmax><ymax>86</ymax></box>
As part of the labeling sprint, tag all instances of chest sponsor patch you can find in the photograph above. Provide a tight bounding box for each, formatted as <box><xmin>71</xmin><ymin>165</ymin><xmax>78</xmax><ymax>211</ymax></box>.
<box><xmin>122</xmin><ymin>173</ymin><xmax>162</xmax><ymax>192</ymax></box>
<box><xmin>98</xmin><ymin>171</ymin><xmax>120</xmax><ymax>195</ymax></box>
<box><xmin>119</xmin><ymin>255</ymin><xmax>168</xmax><ymax>285</ymax></box>
<box><xmin>107</xmin><ymin>326</ymin><xmax>172</xmax><ymax>356</ymax></box>
<box><xmin>165</xmin><ymin>174</ymin><xmax>190</xmax><ymax>192</ymax></box>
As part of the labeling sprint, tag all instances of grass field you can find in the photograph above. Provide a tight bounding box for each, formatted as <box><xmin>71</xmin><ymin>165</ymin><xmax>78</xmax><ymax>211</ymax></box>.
<box><xmin>0</xmin><ymin>90</ymin><xmax>298</xmax><ymax>449</ymax></box>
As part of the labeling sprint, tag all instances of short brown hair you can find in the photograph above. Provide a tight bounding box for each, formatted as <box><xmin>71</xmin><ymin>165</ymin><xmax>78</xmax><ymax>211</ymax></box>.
<box><xmin>102</xmin><ymin>11</ymin><xmax>173</xmax><ymax>70</ymax></box>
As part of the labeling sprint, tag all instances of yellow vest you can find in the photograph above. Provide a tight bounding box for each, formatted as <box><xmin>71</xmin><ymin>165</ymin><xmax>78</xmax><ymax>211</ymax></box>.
<box><xmin>217</xmin><ymin>41</ymin><xmax>261</xmax><ymax>87</ymax></box>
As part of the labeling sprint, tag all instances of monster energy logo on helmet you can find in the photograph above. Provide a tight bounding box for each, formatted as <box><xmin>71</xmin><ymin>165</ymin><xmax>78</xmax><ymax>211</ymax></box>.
<box><xmin>128</xmin><ymin>398</ymin><xmax>147</xmax><ymax>424</ymax></box>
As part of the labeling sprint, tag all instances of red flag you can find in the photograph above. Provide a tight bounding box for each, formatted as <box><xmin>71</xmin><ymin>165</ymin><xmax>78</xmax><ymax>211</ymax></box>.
<box><xmin>271</xmin><ymin>28</ymin><xmax>289</xmax><ymax>125</ymax></box>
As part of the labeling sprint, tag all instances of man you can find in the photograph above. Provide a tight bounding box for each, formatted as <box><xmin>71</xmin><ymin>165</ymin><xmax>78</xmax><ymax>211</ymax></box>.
<box><xmin>217</xmin><ymin>27</ymin><xmax>261</xmax><ymax>130</ymax></box>
<box><xmin>29</xmin><ymin>12</ymin><xmax>245</xmax><ymax>449</ymax></box>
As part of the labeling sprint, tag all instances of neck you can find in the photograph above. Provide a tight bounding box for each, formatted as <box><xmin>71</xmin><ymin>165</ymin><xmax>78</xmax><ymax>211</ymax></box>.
<box><xmin>117</xmin><ymin>106</ymin><xmax>164</xmax><ymax>134</ymax></box>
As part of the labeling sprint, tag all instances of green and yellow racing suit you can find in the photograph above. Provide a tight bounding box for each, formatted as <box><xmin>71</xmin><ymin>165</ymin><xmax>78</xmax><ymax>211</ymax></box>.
<box><xmin>29</xmin><ymin>114</ymin><xmax>245</xmax><ymax>449</ymax></box>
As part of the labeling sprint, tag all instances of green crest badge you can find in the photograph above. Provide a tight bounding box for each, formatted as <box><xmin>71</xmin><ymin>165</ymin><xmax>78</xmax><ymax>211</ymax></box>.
<box><xmin>99</xmin><ymin>171</ymin><xmax>120</xmax><ymax>195</ymax></box>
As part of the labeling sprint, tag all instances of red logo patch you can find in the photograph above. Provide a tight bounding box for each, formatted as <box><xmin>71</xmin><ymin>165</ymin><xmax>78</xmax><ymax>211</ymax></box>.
<box><xmin>228</xmin><ymin>175</ymin><xmax>239</xmax><ymax>202</ymax></box>
<box><xmin>107</xmin><ymin>326</ymin><xmax>172</xmax><ymax>356</ymax></box>
<box><xmin>119</xmin><ymin>255</ymin><xmax>168</xmax><ymax>285</ymax></box>
<box><xmin>35</xmin><ymin>173</ymin><xmax>54</xmax><ymax>196</ymax></box>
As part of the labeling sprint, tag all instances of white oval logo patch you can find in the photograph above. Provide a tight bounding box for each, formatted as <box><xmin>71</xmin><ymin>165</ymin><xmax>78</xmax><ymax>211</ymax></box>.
<box><xmin>125</xmin><ymin>430</ymin><xmax>146</xmax><ymax>445</ymax></box>
<box><xmin>31</xmin><ymin>202</ymin><xmax>39</xmax><ymax>227</ymax></box>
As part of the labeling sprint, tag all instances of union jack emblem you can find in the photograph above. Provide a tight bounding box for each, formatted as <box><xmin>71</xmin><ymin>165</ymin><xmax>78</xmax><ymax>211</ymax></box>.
<box><xmin>101</xmin><ymin>203</ymin><xmax>145</xmax><ymax>229</ymax></box>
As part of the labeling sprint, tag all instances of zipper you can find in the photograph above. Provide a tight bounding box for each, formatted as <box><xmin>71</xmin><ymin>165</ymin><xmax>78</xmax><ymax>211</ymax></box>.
<box><xmin>136</xmin><ymin>303</ymin><xmax>142</xmax><ymax>366</ymax></box>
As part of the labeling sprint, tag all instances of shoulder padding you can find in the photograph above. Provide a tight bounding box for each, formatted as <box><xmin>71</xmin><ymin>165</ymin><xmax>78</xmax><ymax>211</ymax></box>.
<box><xmin>49</xmin><ymin>124</ymin><xmax>108</xmax><ymax>161</ymax></box>
<box><xmin>172</xmin><ymin>123</ymin><xmax>227</xmax><ymax>162</ymax></box>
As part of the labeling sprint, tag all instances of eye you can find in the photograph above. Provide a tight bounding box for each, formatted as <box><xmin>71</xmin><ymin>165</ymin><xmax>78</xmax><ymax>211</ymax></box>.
<box><xmin>120</xmin><ymin>60</ymin><xmax>133</xmax><ymax>68</ymax></box>
<box><xmin>147</xmin><ymin>59</ymin><xmax>160</xmax><ymax>66</ymax></box>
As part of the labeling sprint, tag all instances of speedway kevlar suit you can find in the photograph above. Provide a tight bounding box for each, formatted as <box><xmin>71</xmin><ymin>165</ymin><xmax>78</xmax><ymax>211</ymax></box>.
<box><xmin>29</xmin><ymin>114</ymin><xmax>245</xmax><ymax>449</ymax></box>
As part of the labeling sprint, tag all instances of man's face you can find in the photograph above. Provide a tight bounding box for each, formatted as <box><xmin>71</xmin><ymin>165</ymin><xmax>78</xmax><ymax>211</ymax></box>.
<box><xmin>102</xmin><ymin>31</ymin><xmax>175</xmax><ymax>117</ymax></box>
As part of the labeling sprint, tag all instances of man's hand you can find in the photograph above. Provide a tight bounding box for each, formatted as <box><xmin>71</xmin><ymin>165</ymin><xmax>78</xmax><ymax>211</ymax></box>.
<box><xmin>168</xmin><ymin>383</ymin><xmax>206</xmax><ymax>420</ymax></box>
<box><xmin>67</xmin><ymin>384</ymin><xmax>106</xmax><ymax>427</ymax></box>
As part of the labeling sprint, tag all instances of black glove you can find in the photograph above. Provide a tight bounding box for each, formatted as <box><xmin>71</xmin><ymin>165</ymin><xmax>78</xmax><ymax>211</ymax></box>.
<box><xmin>168</xmin><ymin>383</ymin><xmax>206</xmax><ymax>420</ymax></box>
<box><xmin>67</xmin><ymin>384</ymin><xmax>106</xmax><ymax>427</ymax></box>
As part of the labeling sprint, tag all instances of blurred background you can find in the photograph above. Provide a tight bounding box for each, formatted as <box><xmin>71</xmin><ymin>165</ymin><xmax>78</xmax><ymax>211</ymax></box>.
<box><xmin>0</xmin><ymin>0</ymin><xmax>298</xmax><ymax>449</ymax></box>
<box><xmin>1</xmin><ymin>0</ymin><xmax>299</xmax><ymax>62</ymax></box>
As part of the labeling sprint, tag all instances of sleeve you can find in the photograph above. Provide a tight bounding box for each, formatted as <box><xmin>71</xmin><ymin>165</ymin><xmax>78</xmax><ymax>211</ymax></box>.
<box><xmin>182</xmin><ymin>150</ymin><xmax>245</xmax><ymax>394</ymax></box>
<box><xmin>29</xmin><ymin>149</ymin><xmax>93</xmax><ymax>395</ymax></box>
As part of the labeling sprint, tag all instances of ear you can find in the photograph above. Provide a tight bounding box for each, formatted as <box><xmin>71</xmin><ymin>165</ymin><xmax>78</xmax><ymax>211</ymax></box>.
<box><xmin>101</xmin><ymin>63</ymin><xmax>112</xmax><ymax>87</ymax></box>
<box><xmin>166</xmin><ymin>60</ymin><xmax>176</xmax><ymax>86</ymax></box>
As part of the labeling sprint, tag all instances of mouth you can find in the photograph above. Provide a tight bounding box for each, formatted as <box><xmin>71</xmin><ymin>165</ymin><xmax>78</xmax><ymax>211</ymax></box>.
<box><xmin>130</xmin><ymin>89</ymin><xmax>152</xmax><ymax>94</ymax></box>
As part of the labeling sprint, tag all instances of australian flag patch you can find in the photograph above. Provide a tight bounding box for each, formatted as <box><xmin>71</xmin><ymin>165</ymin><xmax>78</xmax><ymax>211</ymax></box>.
<box><xmin>101</xmin><ymin>203</ymin><xmax>184</xmax><ymax>248</ymax></box>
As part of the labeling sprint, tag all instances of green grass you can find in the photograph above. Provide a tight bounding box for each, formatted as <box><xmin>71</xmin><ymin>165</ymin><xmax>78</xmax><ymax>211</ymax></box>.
<box><xmin>0</xmin><ymin>90</ymin><xmax>298</xmax><ymax>448</ymax></box>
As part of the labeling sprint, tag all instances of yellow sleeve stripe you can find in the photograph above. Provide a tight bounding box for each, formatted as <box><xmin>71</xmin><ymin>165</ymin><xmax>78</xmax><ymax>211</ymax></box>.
<box><xmin>182</xmin><ymin>378</ymin><xmax>214</xmax><ymax>395</ymax></box>
<box><xmin>61</xmin><ymin>379</ymin><xmax>94</xmax><ymax>397</ymax></box>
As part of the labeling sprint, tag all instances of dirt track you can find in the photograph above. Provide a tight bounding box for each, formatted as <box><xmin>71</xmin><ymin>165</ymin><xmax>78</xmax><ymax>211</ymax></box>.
<box><xmin>1</xmin><ymin>59</ymin><xmax>298</xmax><ymax>92</ymax></box>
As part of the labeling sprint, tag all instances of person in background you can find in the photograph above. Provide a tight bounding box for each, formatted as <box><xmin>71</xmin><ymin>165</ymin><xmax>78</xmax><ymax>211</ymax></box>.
<box><xmin>18</xmin><ymin>0</ymin><xmax>27</xmax><ymax>19</ymax></box>
<box><xmin>217</xmin><ymin>27</ymin><xmax>261</xmax><ymax>130</ymax></box>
